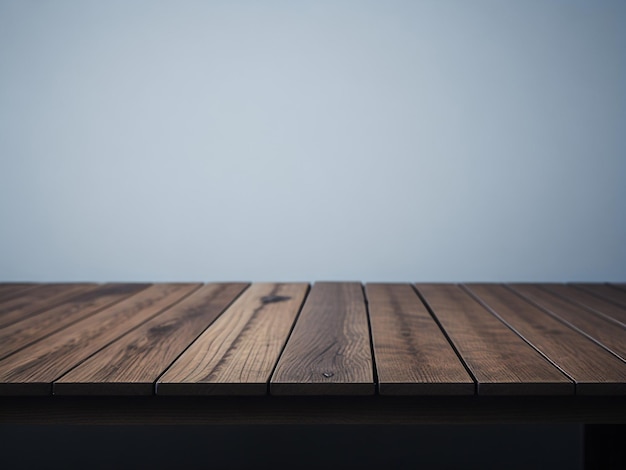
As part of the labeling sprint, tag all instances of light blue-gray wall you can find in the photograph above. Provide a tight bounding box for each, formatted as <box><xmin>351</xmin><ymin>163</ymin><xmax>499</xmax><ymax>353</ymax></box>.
<box><xmin>1</xmin><ymin>1</ymin><xmax>624</xmax><ymax>282</ymax></box>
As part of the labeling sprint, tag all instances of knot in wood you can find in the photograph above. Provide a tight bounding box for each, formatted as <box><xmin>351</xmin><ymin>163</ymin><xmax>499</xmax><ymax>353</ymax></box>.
<box><xmin>261</xmin><ymin>295</ymin><xmax>291</xmax><ymax>304</ymax></box>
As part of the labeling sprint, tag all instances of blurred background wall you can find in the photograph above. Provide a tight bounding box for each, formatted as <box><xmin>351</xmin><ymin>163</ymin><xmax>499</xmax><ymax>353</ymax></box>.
<box><xmin>1</xmin><ymin>0</ymin><xmax>624</xmax><ymax>282</ymax></box>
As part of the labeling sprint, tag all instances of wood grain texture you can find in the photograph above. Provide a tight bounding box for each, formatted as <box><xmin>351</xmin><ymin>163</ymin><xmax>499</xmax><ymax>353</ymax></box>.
<box><xmin>510</xmin><ymin>284</ymin><xmax>626</xmax><ymax>361</ymax></box>
<box><xmin>54</xmin><ymin>283</ymin><xmax>248</xmax><ymax>395</ymax></box>
<box><xmin>542</xmin><ymin>284</ymin><xmax>626</xmax><ymax>328</ymax></box>
<box><xmin>0</xmin><ymin>284</ymin><xmax>39</xmax><ymax>302</ymax></box>
<box><xmin>0</xmin><ymin>283</ymin><xmax>95</xmax><ymax>328</ymax></box>
<box><xmin>466</xmin><ymin>284</ymin><xmax>626</xmax><ymax>395</ymax></box>
<box><xmin>158</xmin><ymin>283</ymin><xmax>308</xmax><ymax>395</ymax></box>
<box><xmin>366</xmin><ymin>283</ymin><xmax>474</xmax><ymax>395</ymax></box>
<box><xmin>0</xmin><ymin>283</ymin><xmax>150</xmax><ymax>360</ymax></box>
<box><xmin>271</xmin><ymin>282</ymin><xmax>374</xmax><ymax>395</ymax></box>
<box><xmin>0</xmin><ymin>283</ymin><xmax>200</xmax><ymax>395</ymax></box>
<box><xmin>573</xmin><ymin>284</ymin><xmax>626</xmax><ymax>309</ymax></box>
<box><xmin>415</xmin><ymin>284</ymin><xmax>571</xmax><ymax>395</ymax></box>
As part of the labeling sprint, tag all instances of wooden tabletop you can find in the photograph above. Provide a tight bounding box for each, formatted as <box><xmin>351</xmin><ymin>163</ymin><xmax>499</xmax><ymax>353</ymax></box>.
<box><xmin>1</xmin><ymin>282</ymin><xmax>625</xmax><ymax>424</ymax></box>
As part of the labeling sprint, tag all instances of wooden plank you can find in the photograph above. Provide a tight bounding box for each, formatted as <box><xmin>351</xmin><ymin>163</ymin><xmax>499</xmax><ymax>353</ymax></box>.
<box><xmin>415</xmin><ymin>284</ymin><xmax>572</xmax><ymax>395</ymax></box>
<box><xmin>54</xmin><ymin>283</ymin><xmax>249</xmax><ymax>395</ymax></box>
<box><xmin>0</xmin><ymin>283</ymin><xmax>32</xmax><ymax>295</ymax></box>
<box><xmin>0</xmin><ymin>283</ymin><xmax>200</xmax><ymax>395</ymax></box>
<box><xmin>573</xmin><ymin>284</ymin><xmax>626</xmax><ymax>309</ymax></box>
<box><xmin>0</xmin><ymin>283</ymin><xmax>150</xmax><ymax>360</ymax></box>
<box><xmin>542</xmin><ymin>283</ymin><xmax>626</xmax><ymax>328</ymax></box>
<box><xmin>270</xmin><ymin>282</ymin><xmax>374</xmax><ymax>395</ymax></box>
<box><xmin>510</xmin><ymin>284</ymin><xmax>626</xmax><ymax>361</ymax></box>
<box><xmin>0</xmin><ymin>283</ymin><xmax>96</xmax><ymax>328</ymax></box>
<box><xmin>0</xmin><ymin>284</ymin><xmax>84</xmax><ymax>314</ymax></box>
<box><xmin>0</xmin><ymin>284</ymin><xmax>39</xmax><ymax>302</ymax></box>
<box><xmin>365</xmin><ymin>283</ymin><xmax>474</xmax><ymax>395</ymax></box>
<box><xmin>466</xmin><ymin>284</ymin><xmax>626</xmax><ymax>395</ymax></box>
<box><xmin>158</xmin><ymin>283</ymin><xmax>308</xmax><ymax>395</ymax></box>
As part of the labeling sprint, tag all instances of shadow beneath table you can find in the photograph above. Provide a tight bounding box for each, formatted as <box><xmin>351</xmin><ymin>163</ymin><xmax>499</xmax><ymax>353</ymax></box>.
<box><xmin>0</xmin><ymin>424</ymin><xmax>582</xmax><ymax>469</ymax></box>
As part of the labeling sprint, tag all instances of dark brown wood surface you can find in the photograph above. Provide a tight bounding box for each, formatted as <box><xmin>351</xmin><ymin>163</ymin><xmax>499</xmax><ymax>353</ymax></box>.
<box><xmin>0</xmin><ymin>283</ymin><xmax>31</xmax><ymax>295</ymax></box>
<box><xmin>158</xmin><ymin>283</ymin><xmax>307</xmax><ymax>395</ymax></box>
<box><xmin>0</xmin><ymin>283</ymin><xmax>149</xmax><ymax>360</ymax></box>
<box><xmin>0</xmin><ymin>284</ymin><xmax>200</xmax><ymax>395</ymax></box>
<box><xmin>541</xmin><ymin>283</ymin><xmax>626</xmax><ymax>328</ymax></box>
<box><xmin>416</xmin><ymin>284</ymin><xmax>572</xmax><ymax>395</ymax></box>
<box><xmin>271</xmin><ymin>282</ymin><xmax>374</xmax><ymax>395</ymax></box>
<box><xmin>466</xmin><ymin>284</ymin><xmax>626</xmax><ymax>394</ymax></box>
<box><xmin>54</xmin><ymin>283</ymin><xmax>248</xmax><ymax>395</ymax></box>
<box><xmin>574</xmin><ymin>284</ymin><xmax>626</xmax><ymax>309</ymax></box>
<box><xmin>0</xmin><ymin>284</ymin><xmax>38</xmax><ymax>302</ymax></box>
<box><xmin>0</xmin><ymin>282</ymin><xmax>624</xmax><ymax>402</ymax></box>
<box><xmin>510</xmin><ymin>284</ymin><xmax>626</xmax><ymax>361</ymax></box>
<box><xmin>0</xmin><ymin>283</ymin><xmax>95</xmax><ymax>328</ymax></box>
<box><xmin>366</xmin><ymin>283</ymin><xmax>474</xmax><ymax>395</ymax></box>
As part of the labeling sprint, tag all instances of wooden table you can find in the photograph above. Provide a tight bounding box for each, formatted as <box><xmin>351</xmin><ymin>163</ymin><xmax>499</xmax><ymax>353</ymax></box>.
<box><xmin>0</xmin><ymin>282</ymin><xmax>625</xmax><ymax>468</ymax></box>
